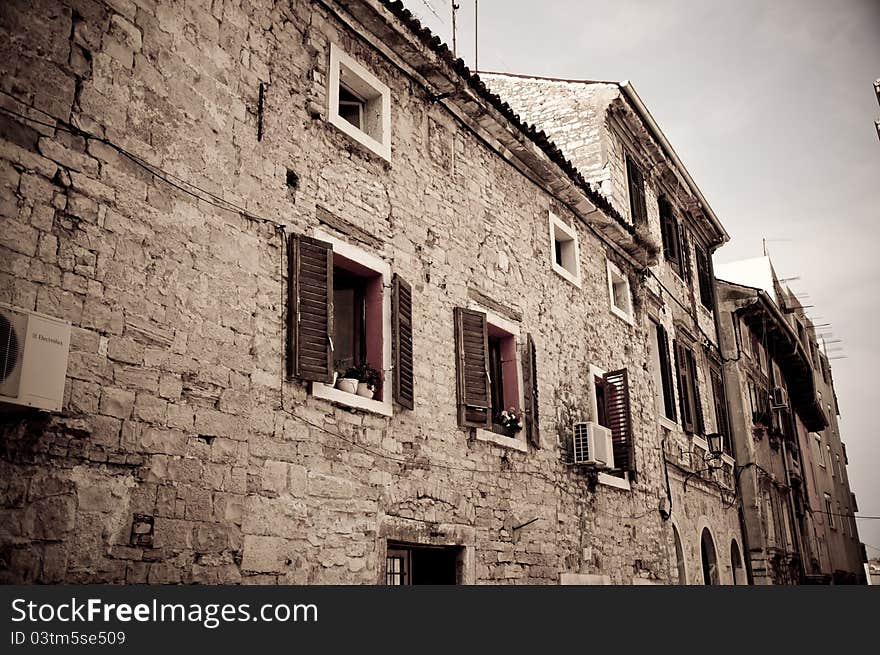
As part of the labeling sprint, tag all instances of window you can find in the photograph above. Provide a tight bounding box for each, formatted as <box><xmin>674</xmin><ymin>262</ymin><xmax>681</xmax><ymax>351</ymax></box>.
<box><xmin>592</xmin><ymin>367</ymin><xmax>635</xmax><ymax>479</ymax></box>
<box><xmin>548</xmin><ymin>212</ymin><xmax>581</xmax><ymax>287</ymax></box>
<box><xmin>607</xmin><ymin>259</ymin><xmax>633</xmax><ymax>323</ymax></box>
<box><xmin>763</xmin><ymin>491</ymin><xmax>777</xmax><ymax>546</ymax></box>
<box><xmin>824</xmin><ymin>493</ymin><xmax>835</xmax><ymax>529</ymax></box>
<box><xmin>385</xmin><ymin>543</ymin><xmax>461</xmax><ymax>585</ymax></box>
<box><xmin>328</xmin><ymin>43</ymin><xmax>391</xmax><ymax>160</ymax></box>
<box><xmin>625</xmin><ymin>153</ymin><xmax>647</xmax><ymax>225</ymax></box>
<box><xmin>700</xmin><ymin>528</ymin><xmax>719</xmax><ymax>585</ymax></box>
<box><xmin>739</xmin><ymin>317</ymin><xmax>752</xmax><ymax>358</ymax></box>
<box><xmin>288</xmin><ymin>232</ymin><xmax>414</xmax><ymax>416</ymax></box>
<box><xmin>674</xmin><ymin>340</ymin><xmax>703</xmax><ymax>435</ymax></box>
<box><xmin>812</xmin><ymin>433</ymin><xmax>825</xmax><ymax>467</ymax></box>
<box><xmin>709</xmin><ymin>366</ymin><xmax>731</xmax><ymax>452</ymax></box>
<box><xmin>659</xmin><ymin>196</ymin><xmax>686</xmax><ymax>279</ymax></box>
<box><xmin>695</xmin><ymin>245</ymin><xmax>714</xmax><ymax>310</ymax></box>
<box><xmin>453</xmin><ymin>307</ymin><xmax>539</xmax><ymax>448</ymax></box>
<box><xmin>650</xmin><ymin>321</ymin><xmax>676</xmax><ymax>423</ymax></box>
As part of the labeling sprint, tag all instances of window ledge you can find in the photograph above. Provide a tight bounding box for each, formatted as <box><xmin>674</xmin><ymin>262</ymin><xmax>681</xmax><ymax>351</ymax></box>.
<box><xmin>720</xmin><ymin>453</ymin><xmax>735</xmax><ymax>467</ymax></box>
<box><xmin>551</xmin><ymin>263</ymin><xmax>582</xmax><ymax>288</ymax></box>
<box><xmin>474</xmin><ymin>428</ymin><xmax>528</xmax><ymax>453</ymax></box>
<box><xmin>312</xmin><ymin>382</ymin><xmax>392</xmax><ymax>417</ymax></box>
<box><xmin>609</xmin><ymin>304</ymin><xmax>634</xmax><ymax>326</ymax></box>
<box><xmin>597</xmin><ymin>472</ymin><xmax>631</xmax><ymax>491</ymax></box>
<box><xmin>658</xmin><ymin>416</ymin><xmax>678</xmax><ymax>432</ymax></box>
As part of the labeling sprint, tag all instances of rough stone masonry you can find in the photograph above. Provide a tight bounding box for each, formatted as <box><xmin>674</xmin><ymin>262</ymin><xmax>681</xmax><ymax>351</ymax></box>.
<box><xmin>1</xmin><ymin>0</ymin><xmax>738</xmax><ymax>584</ymax></box>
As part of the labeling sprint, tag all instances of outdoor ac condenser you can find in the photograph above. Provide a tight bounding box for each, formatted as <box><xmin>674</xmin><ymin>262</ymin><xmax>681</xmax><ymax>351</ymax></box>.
<box><xmin>572</xmin><ymin>420</ymin><xmax>614</xmax><ymax>469</ymax></box>
<box><xmin>0</xmin><ymin>303</ymin><xmax>71</xmax><ymax>412</ymax></box>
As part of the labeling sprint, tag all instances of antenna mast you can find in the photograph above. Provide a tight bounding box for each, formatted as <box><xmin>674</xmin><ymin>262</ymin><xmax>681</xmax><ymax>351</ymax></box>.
<box><xmin>451</xmin><ymin>2</ymin><xmax>459</xmax><ymax>58</ymax></box>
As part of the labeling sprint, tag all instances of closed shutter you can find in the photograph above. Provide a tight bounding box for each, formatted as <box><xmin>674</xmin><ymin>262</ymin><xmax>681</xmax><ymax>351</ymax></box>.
<box><xmin>696</xmin><ymin>247</ymin><xmax>714</xmax><ymax>308</ymax></box>
<box><xmin>711</xmin><ymin>368</ymin><xmax>730</xmax><ymax>451</ymax></box>
<box><xmin>392</xmin><ymin>274</ymin><xmax>414</xmax><ymax>410</ymax></box>
<box><xmin>288</xmin><ymin>234</ymin><xmax>334</xmax><ymax>382</ymax></box>
<box><xmin>626</xmin><ymin>154</ymin><xmax>647</xmax><ymax>225</ymax></box>
<box><xmin>679</xmin><ymin>227</ymin><xmax>692</xmax><ymax>283</ymax></box>
<box><xmin>454</xmin><ymin>307</ymin><xmax>491</xmax><ymax>428</ymax></box>
<box><xmin>604</xmin><ymin>368</ymin><xmax>634</xmax><ymax>475</ymax></box>
<box><xmin>521</xmin><ymin>333</ymin><xmax>540</xmax><ymax>448</ymax></box>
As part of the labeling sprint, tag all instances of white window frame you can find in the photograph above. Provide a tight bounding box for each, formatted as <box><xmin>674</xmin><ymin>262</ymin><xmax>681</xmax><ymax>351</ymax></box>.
<box><xmin>327</xmin><ymin>43</ymin><xmax>392</xmax><ymax>161</ymax></box>
<box><xmin>606</xmin><ymin>259</ymin><xmax>634</xmax><ymax>325</ymax></box>
<box><xmin>466</xmin><ymin>303</ymin><xmax>527</xmax><ymax>453</ymax></box>
<box><xmin>548</xmin><ymin>211</ymin><xmax>581</xmax><ymax>288</ymax></box>
<box><xmin>310</xmin><ymin>229</ymin><xmax>393</xmax><ymax>417</ymax></box>
<box><xmin>812</xmin><ymin>433</ymin><xmax>825</xmax><ymax>467</ymax></box>
<box><xmin>588</xmin><ymin>363</ymin><xmax>631</xmax><ymax>491</ymax></box>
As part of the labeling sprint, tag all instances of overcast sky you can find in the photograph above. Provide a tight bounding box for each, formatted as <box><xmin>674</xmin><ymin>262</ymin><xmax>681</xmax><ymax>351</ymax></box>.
<box><xmin>406</xmin><ymin>0</ymin><xmax>880</xmax><ymax>558</ymax></box>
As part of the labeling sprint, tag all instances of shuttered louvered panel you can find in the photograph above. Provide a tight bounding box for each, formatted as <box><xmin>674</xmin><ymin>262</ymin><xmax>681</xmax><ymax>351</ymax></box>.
<box><xmin>674</xmin><ymin>340</ymin><xmax>694</xmax><ymax>433</ymax></box>
<box><xmin>454</xmin><ymin>307</ymin><xmax>491</xmax><ymax>428</ymax></box>
<box><xmin>689</xmin><ymin>350</ymin><xmax>705</xmax><ymax>436</ymax></box>
<box><xmin>521</xmin><ymin>333</ymin><xmax>540</xmax><ymax>448</ymax></box>
<box><xmin>679</xmin><ymin>227</ymin><xmax>693</xmax><ymax>283</ymax></box>
<box><xmin>392</xmin><ymin>274</ymin><xmax>414</xmax><ymax>410</ymax></box>
<box><xmin>288</xmin><ymin>234</ymin><xmax>334</xmax><ymax>383</ymax></box>
<box><xmin>604</xmin><ymin>368</ymin><xmax>633</xmax><ymax>475</ymax></box>
<box><xmin>626</xmin><ymin>154</ymin><xmax>647</xmax><ymax>225</ymax></box>
<box><xmin>656</xmin><ymin>323</ymin><xmax>676</xmax><ymax>422</ymax></box>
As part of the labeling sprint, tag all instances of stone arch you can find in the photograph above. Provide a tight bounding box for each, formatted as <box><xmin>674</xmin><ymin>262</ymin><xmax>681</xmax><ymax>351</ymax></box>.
<box><xmin>670</xmin><ymin>520</ymin><xmax>688</xmax><ymax>585</ymax></box>
<box><xmin>700</xmin><ymin>526</ymin><xmax>720</xmax><ymax>585</ymax></box>
<box><xmin>730</xmin><ymin>538</ymin><xmax>745</xmax><ymax>585</ymax></box>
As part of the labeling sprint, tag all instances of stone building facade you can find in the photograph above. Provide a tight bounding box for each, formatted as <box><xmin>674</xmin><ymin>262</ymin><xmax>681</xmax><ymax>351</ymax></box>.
<box><xmin>483</xmin><ymin>74</ymin><xmax>745</xmax><ymax>584</ymax></box>
<box><xmin>0</xmin><ymin>0</ymin><xmax>748</xmax><ymax>584</ymax></box>
<box><xmin>715</xmin><ymin>256</ymin><xmax>865</xmax><ymax>584</ymax></box>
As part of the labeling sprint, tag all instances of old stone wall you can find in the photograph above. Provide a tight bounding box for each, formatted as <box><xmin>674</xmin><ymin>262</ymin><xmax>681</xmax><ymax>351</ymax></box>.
<box><xmin>0</xmin><ymin>0</ymin><xmax>689</xmax><ymax>583</ymax></box>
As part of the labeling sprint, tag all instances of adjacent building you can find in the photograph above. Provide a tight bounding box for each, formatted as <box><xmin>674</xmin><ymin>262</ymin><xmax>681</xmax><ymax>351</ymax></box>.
<box><xmin>715</xmin><ymin>256</ymin><xmax>865</xmax><ymax>584</ymax></box>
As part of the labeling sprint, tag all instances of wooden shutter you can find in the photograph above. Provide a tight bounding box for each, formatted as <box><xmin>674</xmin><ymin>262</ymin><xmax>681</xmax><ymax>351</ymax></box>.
<box><xmin>689</xmin><ymin>350</ymin><xmax>704</xmax><ymax>436</ymax></box>
<box><xmin>626</xmin><ymin>154</ymin><xmax>647</xmax><ymax>225</ymax></box>
<box><xmin>603</xmin><ymin>368</ymin><xmax>634</xmax><ymax>475</ymax></box>
<box><xmin>675</xmin><ymin>340</ymin><xmax>694</xmax><ymax>433</ymax></box>
<box><xmin>454</xmin><ymin>307</ymin><xmax>491</xmax><ymax>428</ymax></box>
<box><xmin>659</xmin><ymin>197</ymin><xmax>679</xmax><ymax>266</ymax></box>
<box><xmin>696</xmin><ymin>247</ymin><xmax>714</xmax><ymax>309</ymax></box>
<box><xmin>711</xmin><ymin>368</ymin><xmax>730</xmax><ymax>452</ymax></box>
<box><xmin>521</xmin><ymin>333</ymin><xmax>540</xmax><ymax>448</ymax></box>
<box><xmin>392</xmin><ymin>274</ymin><xmax>414</xmax><ymax>410</ymax></box>
<box><xmin>288</xmin><ymin>234</ymin><xmax>333</xmax><ymax>382</ymax></box>
<box><xmin>656</xmin><ymin>323</ymin><xmax>676</xmax><ymax>422</ymax></box>
<box><xmin>679</xmin><ymin>227</ymin><xmax>692</xmax><ymax>283</ymax></box>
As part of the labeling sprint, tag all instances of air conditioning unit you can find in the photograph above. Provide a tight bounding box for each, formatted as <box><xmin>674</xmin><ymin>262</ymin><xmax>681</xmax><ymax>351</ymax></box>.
<box><xmin>771</xmin><ymin>386</ymin><xmax>789</xmax><ymax>409</ymax></box>
<box><xmin>0</xmin><ymin>303</ymin><xmax>71</xmax><ymax>412</ymax></box>
<box><xmin>572</xmin><ymin>421</ymin><xmax>614</xmax><ymax>469</ymax></box>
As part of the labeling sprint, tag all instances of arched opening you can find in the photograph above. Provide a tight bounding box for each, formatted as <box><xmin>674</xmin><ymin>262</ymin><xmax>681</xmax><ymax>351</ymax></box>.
<box><xmin>730</xmin><ymin>540</ymin><xmax>745</xmax><ymax>585</ymax></box>
<box><xmin>672</xmin><ymin>524</ymin><xmax>687</xmax><ymax>584</ymax></box>
<box><xmin>700</xmin><ymin>527</ymin><xmax>719</xmax><ymax>585</ymax></box>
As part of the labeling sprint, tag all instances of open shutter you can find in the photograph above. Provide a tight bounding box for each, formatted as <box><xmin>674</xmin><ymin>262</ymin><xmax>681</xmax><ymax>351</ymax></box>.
<box><xmin>626</xmin><ymin>154</ymin><xmax>647</xmax><ymax>225</ymax></box>
<box><xmin>604</xmin><ymin>368</ymin><xmax>634</xmax><ymax>475</ymax></box>
<box><xmin>690</xmin><ymin>351</ymin><xmax>704</xmax><ymax>435</ymax></box>
<box><xmin>521</xmin><ymin>333</ymin><xmax>540</xmax><ymax>448</ymax></box>
<box><xmin>674</xmin><ymin>341</ymin><xmax>694</xmax><ymax>433</ymax></box>
<box><xmin>679</xmin><ymin>227</ymin><xmax>692</xmax><ymax>283</ymax></box>
<box><xmin>288</xmin><ymin>234</ymin><xmax>333</xmax><ymax>382</ymax></box>
<box><xmin>657</xmin><ymin>323</ymin><xmax>676</xmax><ymax>422</ymax></box>
<box><xmin>454</xmin><ymin>307</ymin><xmax>491</xmax><ymax>428</ymax></box>
<box><xmin>392</xmin><ymin>273</ymin><xmax>414</xmax><ymax>410</ymax></box>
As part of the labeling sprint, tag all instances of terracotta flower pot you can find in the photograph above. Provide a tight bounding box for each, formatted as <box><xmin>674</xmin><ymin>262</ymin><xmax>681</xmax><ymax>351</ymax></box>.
<box><xmin>336</xmin><ymin>378</ymin><xmax>358</xmax><ymax>394</ymax></box>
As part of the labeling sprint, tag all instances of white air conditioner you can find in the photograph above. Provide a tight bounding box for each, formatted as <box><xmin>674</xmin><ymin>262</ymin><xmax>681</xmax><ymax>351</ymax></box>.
<box><xmin>771</xmin><ymin>386</ymin><xmax>789</xmax><ymax>409</ymax></box>
<box><xmin>572</xmin><ymin>421</ymin><xmax>614</xmax><ymax>469</ymax></box>
<box><xmin>0</xmin><ymin>303</ymin><xmax>71</xmax><ymax>412</ymax></box>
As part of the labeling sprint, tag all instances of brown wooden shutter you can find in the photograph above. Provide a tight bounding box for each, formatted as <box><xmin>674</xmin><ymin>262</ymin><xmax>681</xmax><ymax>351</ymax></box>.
<box><xmin>674</xmin><ymin>340</ymin><xmax>694</xmax><ymax>433</ymax></box>
<box><xmin>657</xmin><ymin>323</ymin><xmax>676</xmax><ymax>422</ymax></box>
<box><xmin>288</xmin><ymin>234</ymin><xmax>334</xmax><ymax>382</ymax></box>
<box><xmin>603</xmin><ymin>368</ymin><xmax>634</xmax><ymax>475</ymax></box>
<box><xmin>710</xmin><ymin>368</ymin><xmax>730</xmax><ymax>452</ymax></box>
<box><xmin>454</xmin><ymin>307</ymin><xmax>491</xmax><ymax>428</ymax></box>
<box><xmin>626</xmin><ymin>154</ymin><xmax>647</xmax><ymax>225</ymax></box>
<box><xmin>521</xmin><ymin>333</ymin><xmax>540</xmax><ymax>448</ymax></box>
<box><xmin>689</xmin><ymin>350</ymin><xmax>704</xmax><ymax>436</ymax></box>
<box><xmin>392</xmin><ymin>273</ymin><xmax>414</xmax><ymax>410</ymax></box>
<box><xmin>679</xmin><ymin>227</ymin><xmax>693</xmax><ymax>283</ymax></box>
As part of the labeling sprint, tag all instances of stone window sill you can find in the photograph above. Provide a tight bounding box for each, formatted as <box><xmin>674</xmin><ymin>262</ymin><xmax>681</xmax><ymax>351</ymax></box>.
<box><xmin>312</xmin><ymin>382</ymin><xmax>392</xmax><ymax>417</ymax></box>
<box><xmin>474</xmin><ymin>428</ymin><xmax>528</xmax><ymax>453</ymax></box>
<box><xmin>598</xmin><ymin>472</ymin><xmax>631</xmax><ymax>491</ymax></box>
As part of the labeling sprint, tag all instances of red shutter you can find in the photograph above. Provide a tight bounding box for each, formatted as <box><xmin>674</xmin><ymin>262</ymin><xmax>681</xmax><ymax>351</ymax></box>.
<box><xmin>288</xmin><ymin>234</ymin><xmax>334</xmax><ymax>382</ymax></box>
<box><xmin>392</xmin><ymin>274</ymin><xmax>414</xmax><ymax>410</ymax></box>
<box><xmin>454</xmin><ymin>307</ymin><xmax>491</xmax><ymax>428</ymax></box>
<box><xmin>521</xmin><ymin>333</ymin><xmax>540</xmax><ymax>448</ymax></box>
<box><xmin>603</xmin><ymin>368</ymin><xmax>634</xmax><ymax>475</ymax></box>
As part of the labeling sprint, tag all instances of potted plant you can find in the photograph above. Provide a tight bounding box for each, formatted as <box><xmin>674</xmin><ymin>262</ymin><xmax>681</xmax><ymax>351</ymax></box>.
<box><xmin>497</xmin><ymin>407</ymin><xmax>523</xmax><ymax>436</ymax></box>
<box><xmin>336</xmin><ymin>360</ymin><xmax>359</xmax><ymax>394</ymax></box>
<box><xmin>350</xmin><ymin>362</ymin><xmax>381</xmax><ymax>399</ymax></box>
